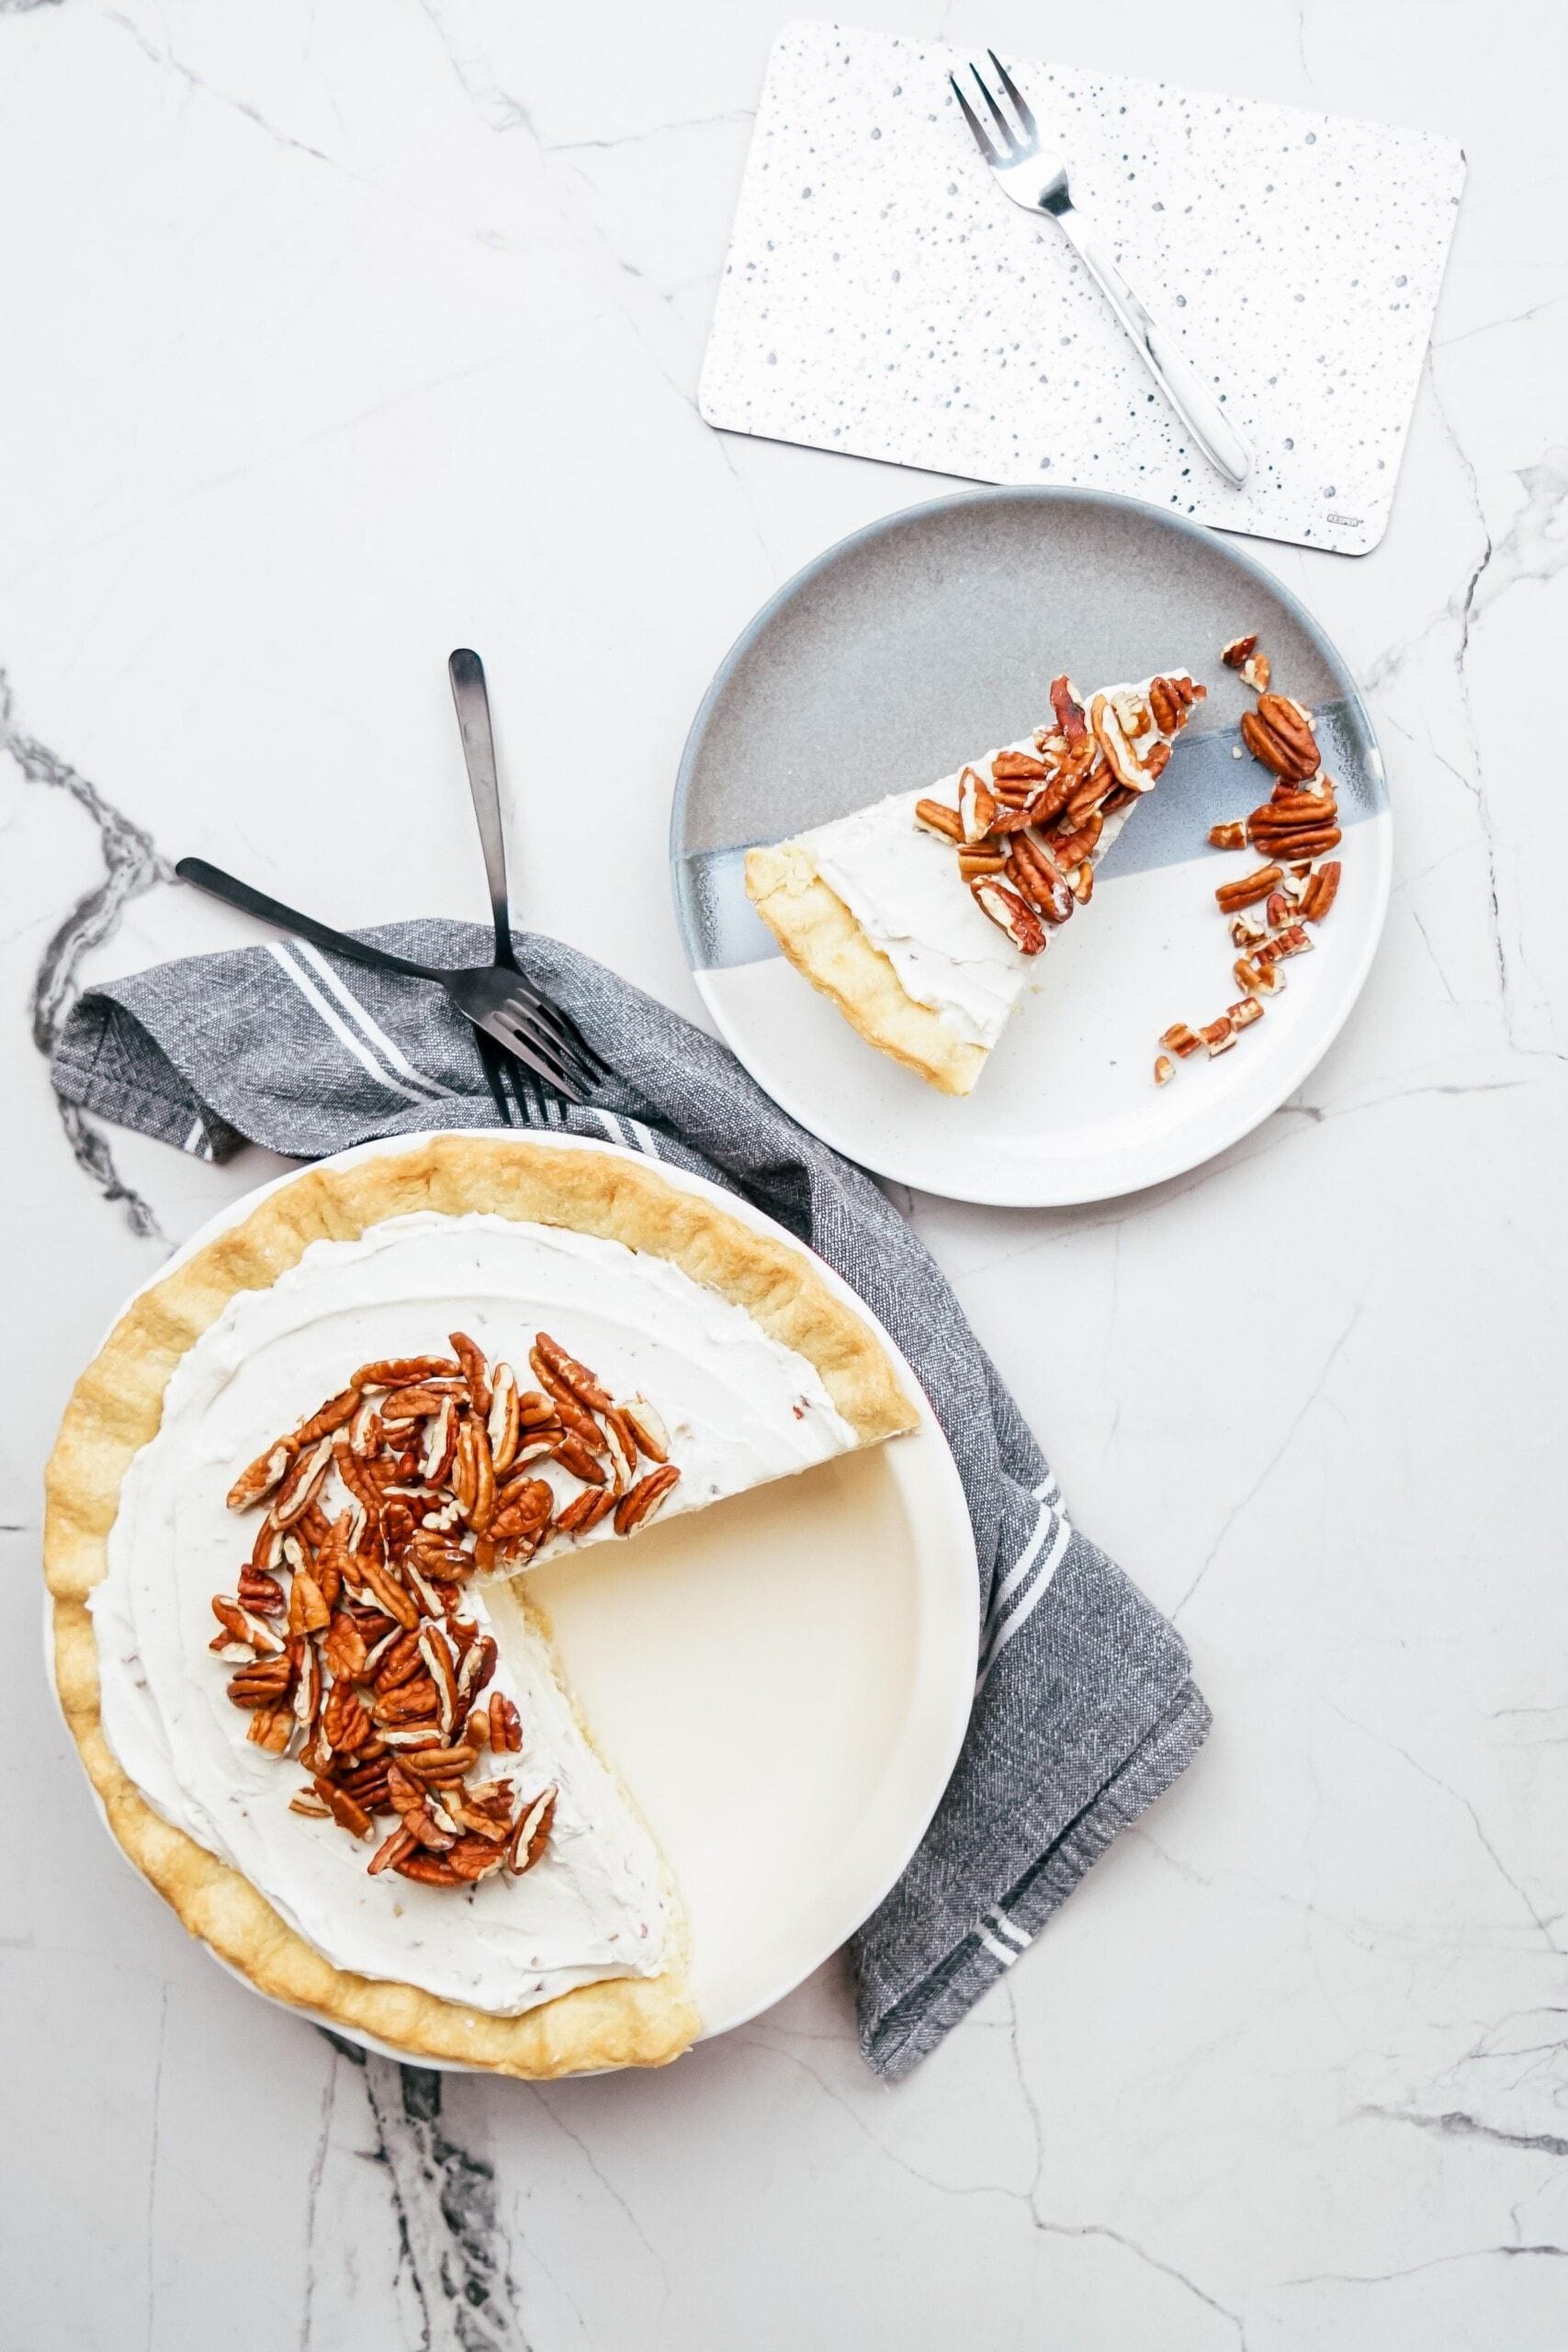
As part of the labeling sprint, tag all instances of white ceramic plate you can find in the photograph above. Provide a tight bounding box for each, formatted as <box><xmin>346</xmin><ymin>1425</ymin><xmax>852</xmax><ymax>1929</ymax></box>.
<box><xmin>52</xmin><ymin>1130</ymin><xmax>977</xmax><ymax>2062</ymax></box>
<box><xmin>673</xmin><ymin>488</ymin><xmax>1391</xmax><ymax>1206</ymax></box>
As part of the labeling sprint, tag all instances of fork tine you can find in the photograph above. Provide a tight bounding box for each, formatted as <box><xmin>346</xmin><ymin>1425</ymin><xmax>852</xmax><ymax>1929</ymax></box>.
<box><xmin>514</xmin><ymin>990</ymin><xmax>610</xmax><ymax>1080</ymax></box>
<box><xmin>483</xmin><ymin>1008</ymin><xmax>590</xmax><ymax>1103</ymax></box>
<box><xmin>949</xmin><ymin>73</ymin><xmax>999</xmax><ymax>164</ymax></box>
<box><xmin>968</xmin><ymin>62</ymin><xmax>1021</xmax><ymax>156</ymax></box>
<box><xmin>500</xmin><ymin>995</ymin><xmax>598</xmax><ymax>1093</ymax></box>
<box><xmin>486</xmin><ymin>1022</ymin><xmax>588</xmax><ymax>1106</ymax></box>
<box><xmin>474</xmin><ymin>1027</ymin><xmax>518</xmax><ymax>1126</ymax></box>
<box><xmin>987</xmin><ymin>50</ymin><xmax>1037</xmax><ymax>139</ymax></box>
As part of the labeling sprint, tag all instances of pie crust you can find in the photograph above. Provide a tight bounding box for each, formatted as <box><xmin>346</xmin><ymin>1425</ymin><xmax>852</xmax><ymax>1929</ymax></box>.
<box><xmin>44</xmin><ymin>1134</ymin><xmax>916</xmax><ymax>2075</ymax></box>
<box><xmin>745</xmin><ymin>841</ymin><xmax>987</xmax><ymax>1097</ymax></box>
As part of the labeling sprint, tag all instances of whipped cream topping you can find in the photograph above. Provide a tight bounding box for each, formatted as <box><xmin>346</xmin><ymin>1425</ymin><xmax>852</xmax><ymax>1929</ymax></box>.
<box><xmin>797</xmin><ymin>679</ymin><xmax>1190</xmax><ymax>1049</ymax></box>
<box><xmin>92</xmin><ymin>1210</ymin><xmax>862</xmax><ymax>2014</ymax></box>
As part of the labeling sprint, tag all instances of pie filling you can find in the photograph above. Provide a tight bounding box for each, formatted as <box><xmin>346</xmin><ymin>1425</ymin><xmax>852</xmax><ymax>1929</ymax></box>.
<box><xmin>771</xmin><ymin>671</ymin><xmax>1204</xmax><ymax>1051</ymax></box>
<box><xmin>91</xmin><ymin>1211</ymin><xmax>863</xmax><ymax>2016</ymax></box>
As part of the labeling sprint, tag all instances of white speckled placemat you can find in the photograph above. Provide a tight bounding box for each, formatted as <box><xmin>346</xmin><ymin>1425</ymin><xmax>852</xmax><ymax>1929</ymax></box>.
<box><xmin>700</xmin><ymin>20</ymin><xmax>1465</xmax><ymax>554</ymax></box>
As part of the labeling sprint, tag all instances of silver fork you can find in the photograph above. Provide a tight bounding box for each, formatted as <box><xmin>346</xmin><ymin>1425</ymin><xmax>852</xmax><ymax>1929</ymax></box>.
<box><xmin>951</xmin><ymin>51</ymin><xmax>1252</xmax><ymax>489</ymax></box>
<box><xmin>446</xmin><ymin>647</ymin><xmax>611</xmax><ymax>1127</ymax></box>
<box><xmin>175</xmin><ymin>858</ymin><xmax>597</xmax><ymax>1102</ymax></box>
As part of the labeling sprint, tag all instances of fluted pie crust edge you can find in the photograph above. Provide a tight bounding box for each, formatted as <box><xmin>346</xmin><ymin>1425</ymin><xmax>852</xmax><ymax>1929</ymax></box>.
<box><xmin>43</xmin><ymin>1133</ymin><xmax>917</xmax><ymax>2077</ymax></box>
<box><xmin>745</xmin><ymin>842</ymin><xmax>987</xmax><ymax>1097</ymax></box>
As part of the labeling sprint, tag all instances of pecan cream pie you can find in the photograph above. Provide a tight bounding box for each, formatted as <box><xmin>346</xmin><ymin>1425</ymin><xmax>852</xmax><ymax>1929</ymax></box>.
<box><xmin>745</xmin><ymin>671</ymin><xmax>1205</xmax><ymax>1094</ymax></box>
<box><xmin>45</xmin><ymin>1136</ymin><xmax>915</xmax><ymax>2076</ymax></box>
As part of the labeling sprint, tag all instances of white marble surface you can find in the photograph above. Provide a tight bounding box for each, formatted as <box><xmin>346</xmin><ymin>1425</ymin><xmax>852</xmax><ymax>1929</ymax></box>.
<box><xmin>5</xmin><ymin>2</ymin><xmax>1565</xmax><ymax>2345</ymax></box>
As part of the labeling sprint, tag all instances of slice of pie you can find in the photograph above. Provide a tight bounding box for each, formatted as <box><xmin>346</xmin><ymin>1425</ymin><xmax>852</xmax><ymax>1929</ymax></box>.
<box><xmin>745</xmin><ymin>671</ymin><xmax>1205</xmax><ymax>1094</ymax></box>
<box><xmin>44</xmin><ymin>1136</ymin><xmax>916</xmax><ymax>2078</ymax></box>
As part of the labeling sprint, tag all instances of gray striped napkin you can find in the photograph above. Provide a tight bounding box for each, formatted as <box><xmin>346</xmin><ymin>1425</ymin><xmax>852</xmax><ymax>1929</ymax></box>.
<box><xmin>52</xmin><ymin>919</ymin><xmax>1209</xmax><ymax>2077</ymax></box>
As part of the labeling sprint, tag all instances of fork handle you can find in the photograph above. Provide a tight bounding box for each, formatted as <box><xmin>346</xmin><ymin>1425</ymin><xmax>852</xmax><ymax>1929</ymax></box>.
<box><xmin>448</xmin><ymin>649</ymin><xmax>517</xmax><ymax>972</ymax></box>
<box><xmin>1051</xmin><ymin>202</ymin><xmax>1252</xmax><ymax>488</ymax></box>
<box><xmin>175</xmin><ymin>858</ymin><xmax>446</xmax><ymax>983</ymax></box>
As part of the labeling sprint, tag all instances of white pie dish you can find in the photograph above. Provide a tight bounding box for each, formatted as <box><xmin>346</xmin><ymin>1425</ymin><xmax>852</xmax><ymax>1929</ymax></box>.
<box><xmin>47</xmin><ymin>1128</ymin><xmax>978</xmax><ymax>2064</ymax></box>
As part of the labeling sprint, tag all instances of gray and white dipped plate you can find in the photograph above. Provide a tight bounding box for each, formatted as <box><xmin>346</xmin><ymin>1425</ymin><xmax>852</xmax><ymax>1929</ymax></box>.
<box><xmin>672</xmin><ymin>488</ymin><xmax>1390</xmax><ymax>1207</ymax></box>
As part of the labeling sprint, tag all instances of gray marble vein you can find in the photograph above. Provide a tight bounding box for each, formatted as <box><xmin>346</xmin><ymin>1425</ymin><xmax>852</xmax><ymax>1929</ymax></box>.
<box><xmin>320</xmin><ymin>2037</ymin><xmax>525</xmax><ymax>2352</ymax></box>
<box><xmin>0</xmin><ymin>669</ymin><xmax>169</xmax><ymax>1236</ymax></box>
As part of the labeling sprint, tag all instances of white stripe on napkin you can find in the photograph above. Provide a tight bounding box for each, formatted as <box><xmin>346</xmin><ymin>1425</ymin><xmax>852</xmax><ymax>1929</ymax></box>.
<box><xmin>268</xmin><ymin>944</ymin><xmax>432</xmax><ymax>1105</ymax></box>
<box><xmin>288</xmin><ymin>940</ymin><xmax>455</xmax><ymax>1100</ymax></box>
<box><xmin>976</xmin><ymin>1512</ymin><xmax>1074</xmax><ymax>1692</ymax></box>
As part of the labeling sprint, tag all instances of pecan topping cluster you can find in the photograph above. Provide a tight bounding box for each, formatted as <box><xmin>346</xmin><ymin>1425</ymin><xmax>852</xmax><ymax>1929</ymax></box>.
<box><xmin>1156</xmin><ymin>638</ymin><xmax>1343</xmax><ymax>1081</ymax></box>
<box><xmin>916</xmin><ymin>673</ymin><xmax>1206</xmax><ymax>956</ymax></box>
<box><xmin>211</xmin><ymin>1330</ymin><xmax>679</xmax><ymax>1887</ymax></box>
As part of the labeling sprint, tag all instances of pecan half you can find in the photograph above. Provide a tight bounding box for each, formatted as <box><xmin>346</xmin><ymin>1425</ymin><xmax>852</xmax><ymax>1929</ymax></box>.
<box><xmin>1049</xmin><ymin>674</ymin><xmax>1088</xmax><ymax>748</ymax></box>
<box><xmin>1298</xmin><ymin>861</ymin><xmax>1341</xmax><ymax>922</ymax></box>
<box><xmin>228</xmin><ymin>1655</ymin><xmax>293</xmax><ymax>1709</ymax></box>
<box><xmin>270</xmin><ymin>1436</ymin><xmax>334</xmax><ymax>1529</ymax></box>
<box><xmin>350</xmin><ymin>1355</ymin><xmax>461</xmax><ymax>1390</ymax></box>
<box><xmin>556</xmin><ymin>1487</ymin><xmax>616</xmax><ymax>1536</ymax></box>
<box><xmin>957</xmin><ymin>766</ymin><xmax>997</xmax><ymax>844</ymax></box>
<box><xmin>1050</xmin><ymin>812</ymin><xmax>1104</xmax><ymax>873</ymax></box>
<box><xmin>238</xmin><ymin>1566</ymin><xmax>287</xmax><ymax>1618</ymax></box>
<box><xmin>227</xmin><ymin>1442</ymin><xmax>294</xmax><ymax>1513</ymax></box>
<box><xmin>1240</xmin><ymin>696</ymin><xmax>1319</xmax><ymax>782</ymax></box>
<box><xmin>614</xmin><ymin>1464</ymin><xmax>682</xmax><ymax>1536</ymax></box>
<box><xmin>1214</xmin><ymin>864</ymin><xmax>1283</xmax><ymax>914</ymax></box>
<box><xmin>487</xmin><ymin>1363</ymin><xmax>521</xmax><ymax>1474</ymax></box>
<box><xmin>622</xmin><ymin>1396</ymin><xmax>671</xmax><ymax>1464</ymax></box>
<box><xmin>914</xmin><ymin>797</ymin><xmax>963</xmax><ymax>842</ymax></box>
<box><xmin>973</xmin><ymin>878</ymin><xmax>1047</xmax><ymax>955</ymax></box>
<box><xmin>1005</xmin><ymin>837</ymin><xmax>1074</xmax><ymax>924</ymax></box>
<box><xmin>448</xmin><ymin>1330</ymin><xmax>491</xmax><ymax>1419</ymax></box>
<box><xmin>392</xmin><ymin>1849</ymin><xmax>461</xmax><ymax>1887</ymax></box>
<box><xmin>312</xmin><ymin>1777</ymin><xmax>374</xmax><ymax>1841</ymax></box>
<box><xmin>505</xmin><ymin>1786</ymin><xmax>558</xmax><ymax>1876</ymax></box>
<box><xmin>534</xmin><ymin>1332</ymin><xmax>615</xmax><ymax>1415</ymax></box>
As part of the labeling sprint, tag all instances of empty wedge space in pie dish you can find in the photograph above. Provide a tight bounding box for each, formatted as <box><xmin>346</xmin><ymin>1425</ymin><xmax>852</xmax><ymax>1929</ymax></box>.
<box><xmin>42</xmin><ymin>1131</ymin><xmax>976</xmax><ymax>2077</ymax></box>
